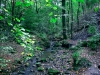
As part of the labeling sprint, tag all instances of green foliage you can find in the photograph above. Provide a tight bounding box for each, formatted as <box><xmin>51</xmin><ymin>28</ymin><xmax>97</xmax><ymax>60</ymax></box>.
<box><xmin>78</xmin><ymin>0</ymin><xmax>85</xmax><ymax>3</ymax></box>
<box><xmin>50</xmin><ymin>18</ymin><xmax>57</xmax><ymax>23</ymax></box>
<box><xmin>88</xmin><ymin>34</ymin><xmax>100</xmax><ymax>50</ymax></box>
<box><xmin>87</xmin><ymin>41</ymin><xmax>97</xmax><ymax>50</ymax></box>
<box><xmin>0</xmin><ymin>0</ymin><xmax>100</xmax><ymax>73</ymax></box>
<box><xmin>73</xmin><ymin>57</ymin><xmax>92</xmax><ymax>71</ymax></box>
<box><xmin>72</xmin><ymin>51</ymin><xmax>91</xmax><ymax>71</ymax></box>
<box><xmin>0</xmin><ymin>58</ymin><xmax>10</xmax><ymax>69</ymax></box>
<box><xmin>0</xmin><ymin>16</ymin><xmax>4</xmax><ymax>20</ymax></box>
<box><xmin>78</xmin><ymin>58</ymin><xmax>92</xmax><ymax>67</ymax></box>
<box><xmin>81</xmin><ymin>33</ymin><xmax>100</xmax><ymax>50</ymax></box>
<box><xmin>88</xmin><ymin>25</ymin><xmax>96</xmax><ymax>34</ymax></box>
<box><xmin>11</xmin><ymin>24</ymin><xmax>35</xmax><ymax>61</ymax></box>
<box><xmin>69</xmin><ymin>46</ymin><xmax>80</xmax><ymax>51</ymax></box>
<box><xmin>36</xmin><ymin>46</ymin><xmax>43</xmax><ymax>51</ymax></box>
<box><xmin>72</xmin><ymin>51</ymin><xmax>81</xmax><ymax>65</ymax></box>
<box><xmin>94</xmin><ymin>7</ymin><xmax>99</xmax><ymax>12</ymax></box>
<box><xmin>40</xmin><ymin>58</ymin><xmax>47</xmax><ymax>62</ymax></box>
<box><xmin>0</xmin><ymin>35</ymin><xmax>8</xmax><ymax>42</ymax></box>
<box><xmin>0</xmin><ymin>46</ymin><xmax>17</xmax><ymax>54</ymax></box>
<box><xmin>16</xmin><ymin>0</ymin><xmax>33</xmax><ymax>7</ymax></box>
<box><xmin>53</xmin><ymin>6</ymin><xmax>57</xmax><ymax>10</ymax></box>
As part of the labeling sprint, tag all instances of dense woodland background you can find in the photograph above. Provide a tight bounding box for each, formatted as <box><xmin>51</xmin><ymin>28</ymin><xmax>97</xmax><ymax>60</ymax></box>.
<box><xmin>0</xmin><ymin>0</ymin><xmax>100</xmax><ymax>75</ymax></box>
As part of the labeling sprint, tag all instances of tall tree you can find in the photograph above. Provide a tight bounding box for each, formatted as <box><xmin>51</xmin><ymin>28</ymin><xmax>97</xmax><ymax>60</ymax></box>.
<box><xmin>11</xmin><ymin>0</ymin><xmax>15</xmax><ymax>26</ymax></box>
<box><xmin>70</xmin><ymin>0</ymin><xmax>73</xmax><ymax>39</ymax></box>
<box><xmin>77</xmin><ymin>2</ymin><xmax>80</xmax><ymax>27</ymax></box>
<box><xmin>62</xmin><ymin>0</ymin><xmax>67</xmax><ymax>39</ymax></box>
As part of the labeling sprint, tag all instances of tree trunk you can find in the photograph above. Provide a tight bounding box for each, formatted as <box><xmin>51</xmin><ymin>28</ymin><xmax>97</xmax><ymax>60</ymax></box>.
<box><xmin>67</xmin><ymin>0</ymin><xmax>70</xmax><ymax>37</ymax></box>
<box><xmin>11</xmin><ymin>0</ymin><xmax>15</xmax><ymax>26</ymax></box>
<box><xmin>70</xmin><ymin>0</ymin><xmax>73</xmax><ymax>39</ymax></box>
<box><xmin>77</xmin><ymin>2</ymin><xmax>80</xmax><ymax>27</ymax></box>
<box><xmin>62</xmin><ymin>0</ymin><xmax>67</xmax><ymax>39</ymax></box>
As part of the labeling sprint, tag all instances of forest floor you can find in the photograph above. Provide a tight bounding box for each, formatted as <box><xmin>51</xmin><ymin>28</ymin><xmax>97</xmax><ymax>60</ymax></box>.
<box><xmin>1</xmin><ymin>10</ymin><xmax>100</xmax><ymax>75</ymax></box>
<box><xmin>10</xmin><ymin>40</ymin><xmax>100</xmax><ymax>75</ymax></box>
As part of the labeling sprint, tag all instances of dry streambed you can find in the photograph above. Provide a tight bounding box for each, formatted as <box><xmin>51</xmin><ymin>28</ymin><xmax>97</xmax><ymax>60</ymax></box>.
<box><xmin>11</xmin><ymin>44</ymin><xmax>100</xmax><ymax>75</ymax></box>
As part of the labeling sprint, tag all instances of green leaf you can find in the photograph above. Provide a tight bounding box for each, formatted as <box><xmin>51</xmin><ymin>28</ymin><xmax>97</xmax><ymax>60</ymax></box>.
<box><xmin>94</xmin><ymin>7</ymin><xmax>99</xmax><ymax>12</ymax></box>
<box><xmin>72</xmin><ymin>0</ymin><xmax>77</xmax><ymax>3</ymax></box>
<box><xmin>30</xmin><ymin>1</ymin><xmax>34</xmax><ymax>5</ymax></box>
<box><xmin>78</xmin><ymin>0</ymin><xmax>85</xmax><ymax>3</ymax></box>
<box><xmin>46</xmin><ymin>4</ymin><xmax>52</xmax><ymax>7</ymax></box>
<box><xmin>46</xmin><ymin>0</ymin><xmax>49</xmax><ymax>2</ymax></box>
<box><xmin>53</xmin><ymin>7</ymin><xmax>57</xmax><ymax>10</ymax></box>
<box><xmin>50</xmin><ymin>18</ymin><xmax>57</xmax><ymax>23</ymax></box>
<box><xmin>49</xmin><ymin>12</ymin><xmax>53</xmax><ymax>16</ymax></box>
<box><xmin>16</xmin><ymin>1</ymin><xmax>22</xmax><ymax>6</ymax></box>
<box><xmin>20</xmin><ymin>17</ymin><xmax>25</xmax><ymax>21</ymax></box>
<box><xmin>0</xmin><ymin>16</ymin><xmax>4</xmax><ymax>20</ymax></box>
<box><xmin>16</xmin><ymin>18</ymin><xmax>20</xmax><ymax>22</ymax></box>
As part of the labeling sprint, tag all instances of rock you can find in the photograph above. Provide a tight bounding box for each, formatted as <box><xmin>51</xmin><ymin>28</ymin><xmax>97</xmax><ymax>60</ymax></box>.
<box><xmin>69</xmin><ymin>46</ymin><xmax>79</xmax><ymax>51</ymax></box>
<box><xmin>18</xmin><ymin>71</ymin><xmax>25</xmax><ymax>74</ymax></box>
<box><xmin>36</xmin><ymin>62</ymin><xmax>41</xmax><ymax>67</ymax></box>
<box><xmin>24</xmin><ymin>63</ymin><xmax>29</xmax><ymax>67</ymax></box>
<box><xmin>39</xmin><ymin>58</ymin><xmax>47</xmax><ymax>62</ymax></box>
<box><xmin>64</xmin><ymin>71</ymin><xmax>70</xmax><ymax>74</ymax></box>
<box><xmin>37</xmin><ymin>67</ymin><xmax>44</xmax><ymax>71</ymax></box>
<box><xmin>48</xmin><ymin>68</ymin><xmax>60</xmax><ymax>75</ymax></box>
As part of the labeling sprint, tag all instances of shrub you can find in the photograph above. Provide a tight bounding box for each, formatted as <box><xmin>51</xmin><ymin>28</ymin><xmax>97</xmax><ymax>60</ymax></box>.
<box><xmin>88</xmin><ymin>25</ymin><xmax>96</xmax><ymax>35</ymax></box>
<box><xmin>72</xmin><ymin>51</ymin><xmax>81</xmax><ymax>66</ymax></box>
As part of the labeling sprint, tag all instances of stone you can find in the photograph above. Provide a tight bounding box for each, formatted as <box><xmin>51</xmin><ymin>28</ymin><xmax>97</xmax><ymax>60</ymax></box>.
<box><xmin>48</xmin><ymin>68</ymin><xmax>60</xmax><ymax>75</ymax></box>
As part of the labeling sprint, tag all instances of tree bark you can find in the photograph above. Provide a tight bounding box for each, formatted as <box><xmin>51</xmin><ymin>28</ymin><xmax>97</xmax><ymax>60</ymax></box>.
<box><xmin>62</xmin><ymin>0</ymin><xmax>67</xmax><ymax>39</ymax></box>
<box><xmin>77</xmin><ymin>2</ymin><xmax>80</xmax><ymax>27</ymax></box>
<box><xmin>70</xmin><ymin>0</ymin><xmax>73</xmax><ymax>39</ymax></box>
<box><xmin>11</xmin><ymin>0</ymin><xmax>15</xmax><ymax>26</ymax></box>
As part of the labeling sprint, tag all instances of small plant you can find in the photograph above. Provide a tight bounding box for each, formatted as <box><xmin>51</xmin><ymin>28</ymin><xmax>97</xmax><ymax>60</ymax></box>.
<box><xmin>88</xmin><ymin>25</ymin><xmax>96</xmax><ymax>35</ymax></box>
<box><xmin>81</xmin><ymin>34</ymin><xmax>100</xmax><ymax>50</ymax></box>
<box><xmin>87</xmin><ymin>42</ymin><xmax>97</xmax><ymax>50</ymax></box>
<box><xmin>0</xmin><ymin>35</ymin><xmax>8</xmax><ymax>42</ymax></box>
<box><xmin>72</xmin><ymin>51</ymin><xmax>92</xmax><ymax>71</ymax></box>
<box><xmin>94</xmin><ymin>7</ymin><xmax>99</xmax><ymax>12</ymax></box>
<box><xmin>12</xmin><ymin>24</ymin><xmax>36</xmax><ymax>62</ymax></box>
<box><xmin>0</xmin><ymin>58</ymin><xmax>10</xmax><ymax>69</ymax></box>
<box><xmin>69</xmin><ymin>46</ymin><xmax>80</xmax><ymax>51</ymax></box>
<box><xmin>0</xmin><ymin>46</ymin><xmax>17</xmax><ymax>54</ymax></box>
<box><xmin>36</xmin><ymin>46</ymin><xmax>43</xmax><ymax>51</ymax></box>
<box><xmin>78</xmin><ymin>58</ymin><xmax>92</xmax><ymax>68</ymax></box>
<box><xmin>72</xmin><ymin>51</ymin><xmax>80</xmax><ymax>66</ymax></box>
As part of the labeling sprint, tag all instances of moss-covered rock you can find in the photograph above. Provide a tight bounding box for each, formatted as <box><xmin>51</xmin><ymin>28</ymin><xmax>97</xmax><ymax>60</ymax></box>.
<box><xmin>25</xmin><ymin>63</ymin><xmax>29</xmax><ymax>67</ymax></box>
<box><xmin>36</xmin><ymin>62</ymin><xmax>41</xmax><ymax>67</ymax></box>
<box><xmin>37</xmin><ymin>67</ymin><xmax>44</xmax><ymax>71</ymax></box>
<box><xmin>40</xmin><ymin>58</ymin><xmax>47</xmax><ymax>62</ymax></box>
<box><xmin>48</xmin><ymin>68</ymin><xmax>60</xmax><ymax>75</ymax></box>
